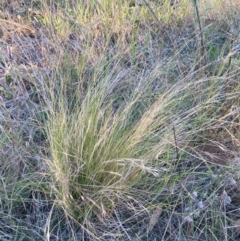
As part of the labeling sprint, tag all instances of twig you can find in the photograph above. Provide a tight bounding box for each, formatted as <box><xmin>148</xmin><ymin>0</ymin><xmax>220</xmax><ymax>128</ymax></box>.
<box><xmin>192</xmin><ymin>0</ymin><xmax>207</xmax><ymax>67</ymax></box>
<box><xmin>142</xmin><ymin>0</ymin><xmax>186</xmax><ymax>74</ymax></box>
<box><xmin>141</xmin><ymin>0</ymin><xmax>170</xmax><ymax>43</ymax></box>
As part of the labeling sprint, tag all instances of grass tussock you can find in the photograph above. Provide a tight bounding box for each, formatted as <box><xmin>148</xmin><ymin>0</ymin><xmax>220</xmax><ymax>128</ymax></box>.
<box><xmin>0</xmin><ymin>0</ymin><xmax>240</xmax><ymax>240</ymax></box>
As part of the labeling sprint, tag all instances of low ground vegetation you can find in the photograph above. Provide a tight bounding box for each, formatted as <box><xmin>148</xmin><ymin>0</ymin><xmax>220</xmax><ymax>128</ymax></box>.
<box><xmin>0</xmin><ymin>0</ymin><xmax>240</xmax><ymax>240</ymax></box>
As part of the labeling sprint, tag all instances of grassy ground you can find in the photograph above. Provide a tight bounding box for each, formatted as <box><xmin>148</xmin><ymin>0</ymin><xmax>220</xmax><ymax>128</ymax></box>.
<box><xmin>0</xmin><ymin>0</ymin><xmax>240</xmax><ymax>240</ymax></box>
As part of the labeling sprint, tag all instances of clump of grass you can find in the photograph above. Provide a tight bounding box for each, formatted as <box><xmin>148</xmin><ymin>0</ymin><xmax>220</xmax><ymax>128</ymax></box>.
<box><xmin>44</xmin><ymin>39</ymin><xmax>240</xmax><ymax>239</ymax></box>
<box><xmin>46</xmin><ymin>53</ymin><xmax>165</xmax><ymax>220</ymax></box>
